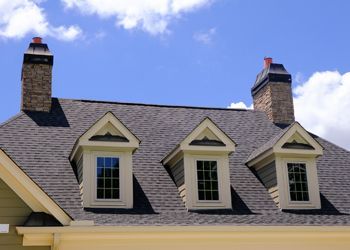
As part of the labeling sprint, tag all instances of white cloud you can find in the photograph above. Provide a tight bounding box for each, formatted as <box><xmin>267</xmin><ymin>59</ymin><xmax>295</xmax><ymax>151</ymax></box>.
<box><xmin>294</xmin><ymin>71</ymin><xmax>350</xmax><ymax>150</ymax></box>
<box><xmin>227</xmin><ymin>71</ymin><xmax>350</xmax><ymax>150</ymax></box>
<box><xmin>61</xmin><ymin>0</ymin><xmax>212</xmax><ymax>35</ymax></box>
<box><xmin>193</xmin><ymin>27</ymin><xmax>216</xmax><ymax>45</ymax></box>
<box><xmin>227</xmin><ymin>101</ymin><xmax>253</xmax><ymax>109</ymax></box>
<box><xmin>0</xmin><ymin>0</ymin><xmax>82</xmax><ymax>41</ymax></box>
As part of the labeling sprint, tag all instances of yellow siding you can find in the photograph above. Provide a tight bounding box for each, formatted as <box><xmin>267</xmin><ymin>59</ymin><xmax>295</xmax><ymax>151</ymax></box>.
<box><xmin>0</xmin><ymin>179</ymin><xmax>49</xmax><ymax>250</ymax></box>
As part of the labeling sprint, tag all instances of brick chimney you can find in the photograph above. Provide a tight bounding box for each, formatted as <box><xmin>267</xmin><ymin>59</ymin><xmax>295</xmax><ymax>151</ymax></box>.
<box><xmin>251</xmin><ymin>58</ymin><xmax>295</xmax><ymax>125</ymax></box>
<box><xmin>21</xmin><ymin>37</ymin><xmax>53</xmax><ymax>112</ymax></box>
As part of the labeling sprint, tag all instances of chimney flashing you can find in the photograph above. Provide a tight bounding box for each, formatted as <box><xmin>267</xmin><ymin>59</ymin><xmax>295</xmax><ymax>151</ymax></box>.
<box><xmin>23</xmin><ymin>42</ymin><xmax>53</xmax><ymax>65</ymax></box>
<box><xmin>251</xmin><ymin>59</ymin><xmax>295</xmax><ymax>125</ymax></box>
<box><xmin>251</xmin><ymin>63</ymin><xmax>291</xmax><ymax>96</ymax></box>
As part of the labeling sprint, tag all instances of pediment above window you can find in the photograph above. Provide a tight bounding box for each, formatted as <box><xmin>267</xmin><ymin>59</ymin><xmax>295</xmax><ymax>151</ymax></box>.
<box><xmin>181</xmin><ymin>118</ymin><xmax>236</xmax><ymax>152</ymax></box>
<box><xmin>70</xmin><ymin>112</ymin><xmax>140</xmax><ymax>160</ymax></box>
<box><xmin>273</xmin><ymin>123</ymin><xmax>323</xmax><ymax>156</ymax></box>
<box><xmin>247</xmin><ymin>122</ymin><xmax>323</xmax><ymax>166</ymax></box>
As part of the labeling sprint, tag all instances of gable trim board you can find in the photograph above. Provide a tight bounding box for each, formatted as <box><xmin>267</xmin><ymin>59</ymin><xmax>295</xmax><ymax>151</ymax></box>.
<box><xmin>162</xmin><ymin>117</ymin><xmax>236</xmax><ymax>165</ymax></box>
<box><xmin>16</xmin><ymin>226</ymin><xmax>350</xmax><ymax>250</ymax></box>
<box><xmin>70</xmin><ymin>111</ymin><xmax>140</xmax><ymax>162</ymax></box>
<box><xmin>247</xmin><ymin>122</ymin><xmax>323</xmax><ymax>166</ymax></box>
<box><xmin>0</xmin><ymin>149</ymin><xmax>72</xmax><ymax>226</ymax></box>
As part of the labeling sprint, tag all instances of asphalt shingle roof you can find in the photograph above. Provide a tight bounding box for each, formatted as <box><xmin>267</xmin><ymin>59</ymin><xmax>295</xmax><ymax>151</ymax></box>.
<box><xmin>0</xmin><ymin>98</ymin><xmax>350</xmax><ymax>226</ymax></box>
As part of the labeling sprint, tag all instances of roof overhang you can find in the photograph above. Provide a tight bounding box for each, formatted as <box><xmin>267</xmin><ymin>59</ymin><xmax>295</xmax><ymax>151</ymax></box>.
<box><xmin>16</xmin><ymin>226</ymin><xmax>350</xmax><ymax>250</ymax></box>
<box><xmin>0</xmin><ymin>149</ymin><xmax>72</xmax><ymax>225</ymax></box>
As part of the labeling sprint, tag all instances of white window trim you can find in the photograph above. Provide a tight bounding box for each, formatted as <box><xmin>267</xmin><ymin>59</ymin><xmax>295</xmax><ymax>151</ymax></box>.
<box><xmin>82</xmin><ymin>150</ymin><xmax>133</xmax><ymax>208</ymax></box>
<box><xmin>92</xmin><ymin>152</ymin><xmax>123</xmax><ymax>204</ymax></box>
<box><xmin>276</xmin><ymin>156</ymin><xmax>321</xmax><ymax>210</ymax></box>
<box><xmin>184</xmin><ymin>153</ymin><xmax>232</xmax><ymax>210</ymax></box>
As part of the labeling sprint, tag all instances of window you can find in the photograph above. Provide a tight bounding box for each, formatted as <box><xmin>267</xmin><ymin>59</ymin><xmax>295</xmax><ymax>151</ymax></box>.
<box><xmin>287</xmin><ymin>163</ymin><xmax>309</xmax><ymax>202</ymax></box>
<box><xmin>197</xmin><ymin>160</ymin><xmax>219</xmax><ymax>201</ymax></box>
<box><xmin>96</xmin><ymin>157</ymin><xmax>120</xmax><ymax>200</ymax></box>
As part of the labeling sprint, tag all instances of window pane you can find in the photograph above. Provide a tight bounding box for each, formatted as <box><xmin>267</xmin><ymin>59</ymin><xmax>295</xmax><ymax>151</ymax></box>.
<box><xmin>196</xmin><ymin>160</ymin><xmax>219</xmax><ymax>201</ymax></box>
<box><xmin>198</xmin><ymin>191</ymin><xmax>205</xmax><ymax>200</ymax></box>
<box><xmin>105</xmin><ymin>158</ymin><xmax>111</xmax><ymax>168</ymax></box>
<box><xmin>105</xmin><ymin>189</ymin><xmax>112</xmax><ymax>199</ymax></box>
<box><xmin>105</xmin><ymin>178</ymin><xmax>111</xmax><ymax>188</ymax></box>
<box><xmin>112</xmin><ymin>189</ymin><xmax>120</xmax><ymax>199</ymax></box>
<box><xmin>203</xmin><ymin>161</ymin><xmax>210</xmax><ymax>171</ymax></box>
<box><xmin>197</xmin><ymin>161</ymin><xmax>203</xmax><ymax>170</ymax></box>
<box><xmin>198</xmin><ymin>181</ymin><xmax>205</xmax><ymax>190</ymax></box>
<box><xmin>97</xmin><ymin>189</ymin><xmax>104</xmax><ymax>199</ymax></box>
<box><xmin>212</xmin><ymin>181</ymin><xmax>218</xmax><ymax>191</ymax></box>
<box><xmin>96</xmin><ymin>157</ymin><xmax>120</xmax><ymax>200</ymax></box>
<box><xmin>97</xmin><ymin>157</ymin><xmax>104</xmax><ymax>168</ymax></box>
<box><xmin>287</xmin><ymin>163</ymin><xmax>309</xmax><ymax>201</ymax></box>
<box><xmin>105</xmin><ymin>168</ymin><xmax>111</xmax><ymax>177</ymax></box>
<box><xmin>212</xmin><ymin>191</ymin><xmax>219</xmax><ymax>200</ymax></box>
<box><xmin>97</xmin><ymin>168</ymin><xmax>104</xmax><ymax>178</ymax></box>
<box><xmin>112</xmin><ymin>179</ymin><xmax>119</xmax><ymax>189</ymax></box>
<box><xmin>97</xmin><ymin>178</ymin><xmax>104</xmax><ymax>188</ymax></box>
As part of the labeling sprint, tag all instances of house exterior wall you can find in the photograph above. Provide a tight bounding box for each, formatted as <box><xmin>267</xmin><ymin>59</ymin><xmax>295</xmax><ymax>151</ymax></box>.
<box><xmin>0</xmin><ymin>179</ymin><xmax>49</xmax><ymax>250</ymax></box>
<box><xmin>256</xmin><ymin>161</ymin><xmax>279</xmax><ymax>206</ymax></box>
<box><xmin>170</xmin><ymin>159</ymin><xmax>186</xmax><ymax>203</ymax></box>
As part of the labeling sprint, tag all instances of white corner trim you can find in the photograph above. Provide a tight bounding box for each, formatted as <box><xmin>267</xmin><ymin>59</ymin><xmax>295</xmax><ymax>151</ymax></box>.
<box><xmin>0</xmin><ymin>149</ymin><xmax>72</xmax><ymax>225</ymax></box>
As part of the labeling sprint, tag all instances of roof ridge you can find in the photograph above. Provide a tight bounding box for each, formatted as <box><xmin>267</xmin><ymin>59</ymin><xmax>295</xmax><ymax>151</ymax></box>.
<box><xmin>56</xmin><ymin>97</ymin><xmax>257</xmax><ymax>112</ymax></box>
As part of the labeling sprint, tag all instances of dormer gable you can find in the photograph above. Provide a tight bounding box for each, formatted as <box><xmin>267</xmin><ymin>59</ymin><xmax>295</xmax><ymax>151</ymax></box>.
<box><xmin>163</xmin><ymin>117</ymin><xmax>235</xmax><ymax>210</ymax></box>
<box><xmin>179</xmin><ymin>117</ymin><xmax>236</xmax><ymax>154</ymax></box>
<box><xmin>273</xmin><ymin>122</ymin><xmax>323</xmax><ymax>156</ymax></box>
<box><xmin>247</xmin><ymin>122</ymin><xmax>323</xmax><ymax>210</ymax></box>
<box><xmin>71</xmin><ymin>112</ymin><xmax>140</xmax><ymax>158</ymax></box>
<box><xmin>70</xmin><ymin>112</ymin><xmax>140</xmax><ymax>209</ymax></box>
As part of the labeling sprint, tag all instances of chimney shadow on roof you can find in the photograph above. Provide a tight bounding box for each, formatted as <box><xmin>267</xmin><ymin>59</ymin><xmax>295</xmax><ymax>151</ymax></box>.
<box><xmin>84</xmin><ymin>175</ymin><xmax>157</xmax><ymax>215</ymax></box>
<box><xmin>282</xmin><ymin>193</ymin><xmax>347</xmax><ymax>215</ymax></box>
<box><xmin>24</xmin><ymin>98</ymin><xmax>70</xmax><ymax>127</ymax></box>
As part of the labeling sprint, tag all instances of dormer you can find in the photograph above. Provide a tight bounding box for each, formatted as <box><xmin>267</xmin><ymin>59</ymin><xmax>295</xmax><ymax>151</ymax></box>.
<box><xmin>163</xmin><ymin>118</ymin><xmax>236</xmax><ymax>210</ymax></box>
<box><xmin>70</xmin><ymin>112</ymin><xmax>140</xmax><ymax>209</ymax></box>
<box><xmin>247</xmin><ymin>122</ymin><xmax>323</xmax><ymax>210</ymax></box>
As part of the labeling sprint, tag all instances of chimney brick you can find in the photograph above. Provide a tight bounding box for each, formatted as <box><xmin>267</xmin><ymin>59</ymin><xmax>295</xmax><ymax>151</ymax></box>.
<box><xmin>21</xmin><ymin>38</ymin><xmax>53</xmax><ymax>113</ymax></box>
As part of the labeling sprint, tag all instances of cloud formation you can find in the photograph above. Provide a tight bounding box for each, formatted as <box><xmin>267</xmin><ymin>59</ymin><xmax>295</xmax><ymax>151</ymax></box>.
<box><xmin>62</xmin><ymin>0</ymin><xmax>212</xmax><ymax>35</ymax></box>
<box><xmin>193</xmin><ymin>28</ymin><xmax>216</xmax><ymax>44</ymax></box>
<box><xmin>227</xmin><ymin>101</ymin><xmax>253</xmax><ymax>109</ymax></box>
<box><xmin>293</xmin><ymin>71</ymin><xmax>350</xmax><ymax>150</ymax></box>
<box><xmin>0</xmin><ymin>0</ymin><xmax>82</xmax><ymax>41</ymax></box>
<box><xmin>227</xmin><ymin>71</ymin><xmax>350</xmax><ymax>150</ymax></box>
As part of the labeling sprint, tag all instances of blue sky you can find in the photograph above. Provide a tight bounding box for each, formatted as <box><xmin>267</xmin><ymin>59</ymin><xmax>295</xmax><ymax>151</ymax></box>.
<box><xmin>1</xmin><ymin>0</ymin><xmax>350</xmax><ymax>149</ymax></box>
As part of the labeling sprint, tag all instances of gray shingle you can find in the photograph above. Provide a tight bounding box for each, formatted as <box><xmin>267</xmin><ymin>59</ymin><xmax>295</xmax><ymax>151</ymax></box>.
<box><xmin>0</xmin><ymin>97</ymin><xmax>349</xmax><ymax>225</ymax></box>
